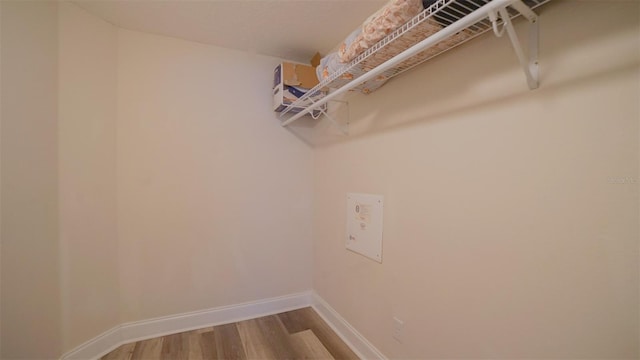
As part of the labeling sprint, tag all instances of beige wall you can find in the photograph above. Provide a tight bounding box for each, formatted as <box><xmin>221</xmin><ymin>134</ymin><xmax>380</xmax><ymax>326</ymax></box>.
<box><xmin>0</xmin><ymin>1</ymin><xmax>63</xmax><ymax>358</ymax></box>
<box><xmin>312</xmin><ymin>1</ymin><xmax>640</xmax><ymax>358</ymax></box>
<box><xmin>2</xmin><ymin>3</ymin><xmax>314</xmax><ymax>355</ymax></box>
<box><xmin>1</xmin><ymin>0</ymin><xmax>638</xmax><ymax>358</ymax></box>
<box><xmin>116</xmin><ymin>29</ymin><xmax>314</xmax><ymax>322</ymax></box>
<box><xmin>1</xmin><ymin>3</ymin><xmax>4</xmax><ymax>357</ymax></box>
<box><xmin>58</xmin><ymin>2</ymin><xmax>120</xmax><ymax>352</ymax></box>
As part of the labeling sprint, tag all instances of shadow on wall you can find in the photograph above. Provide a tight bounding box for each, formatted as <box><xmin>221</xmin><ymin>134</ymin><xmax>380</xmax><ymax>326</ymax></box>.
<box><xmin>283</xmin><ymin>1</ymin><xmax>640</xmax><ymax>147</ymax></box>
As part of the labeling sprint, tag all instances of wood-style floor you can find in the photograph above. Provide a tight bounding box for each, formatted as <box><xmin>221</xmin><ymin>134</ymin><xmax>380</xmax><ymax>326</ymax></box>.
<box><xmin>101</xmin><ymin>307</ymin><xmax>359</xmax><ymax>360</ymax></box>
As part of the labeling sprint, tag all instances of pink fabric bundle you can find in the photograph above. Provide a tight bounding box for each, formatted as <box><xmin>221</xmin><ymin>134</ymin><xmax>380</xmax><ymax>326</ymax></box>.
<box><xmin>338</xmin><ymin>0</ymin><xmax>423</xmax><ymax>63</ymax></box>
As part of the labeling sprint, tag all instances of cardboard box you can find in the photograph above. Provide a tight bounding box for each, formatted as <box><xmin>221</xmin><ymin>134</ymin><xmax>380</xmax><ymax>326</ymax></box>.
<box><xmin>310</xmin><ymin>52</ymin><xmax>321</xmax><ymax>68</ymax></box>
<box><xmin>273</xmin><ymin>59</ymin><xmax>325</xmax><ymax>116</ymax></box>
<box><xmin>276</xmin><ymin>61</ymin><xmax>319</xmax><ymax>89</ymax></box>
<box><xmin>272</xmin><ymin>79</ymin><xmax>325</xmax><ymax>114</ymax></box>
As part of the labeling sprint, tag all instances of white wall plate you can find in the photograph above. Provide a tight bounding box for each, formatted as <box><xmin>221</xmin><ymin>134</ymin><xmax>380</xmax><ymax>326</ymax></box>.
<box><xmin>346</xmin><ymin>193</ymin><xmax>383</xmax><ymax>263</ymax></box>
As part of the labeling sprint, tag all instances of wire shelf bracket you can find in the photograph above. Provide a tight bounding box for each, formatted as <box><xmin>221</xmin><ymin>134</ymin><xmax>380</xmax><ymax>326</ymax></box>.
<box><xmin>489</xmin><ymin>0</ymin><xmax>539</xmax><ymax>89</ymax></box>
<box><xmin>280</xmin><ymin>98</ymin><xmax>350</xmax><ymax>135</ymax></box>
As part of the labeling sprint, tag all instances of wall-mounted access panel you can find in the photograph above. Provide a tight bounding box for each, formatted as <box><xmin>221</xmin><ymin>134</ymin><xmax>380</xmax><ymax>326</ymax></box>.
<box><xmin>346</xmin><ymin>193</ymin><xmax>384</xmax><ymax>263</ymax></box>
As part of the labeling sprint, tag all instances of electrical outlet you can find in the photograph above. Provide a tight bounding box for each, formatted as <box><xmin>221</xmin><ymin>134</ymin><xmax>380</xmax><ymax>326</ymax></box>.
<box><xmin>392</xmin><ymin>317</ymin><xmax>404</xmax><ymax>343</ymax></box>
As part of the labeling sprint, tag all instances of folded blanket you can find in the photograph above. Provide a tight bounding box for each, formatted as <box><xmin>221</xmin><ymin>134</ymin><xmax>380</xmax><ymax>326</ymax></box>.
<box><xmin>316</xmin><ymin>52</ymin><xmax>345</xmax><ymax>82</ymax></box>
<box><xmin>338</xmin><ymin>0</ymin><xmax>424</xmax><ymax>63</ymax></box>
<box><xmin>360</xmin><ymin>17</ymin><xmax>442</xmax><ymax>72</ymax></box>
<box><xmin>316</xmin><ymin>50</ymin><xmax>389</xmax><ymax>95</ymax></box>
<box><xmin>315</xmin><ymin>0</ymin><xmax>475</xmax><ymax>95</ymax></box>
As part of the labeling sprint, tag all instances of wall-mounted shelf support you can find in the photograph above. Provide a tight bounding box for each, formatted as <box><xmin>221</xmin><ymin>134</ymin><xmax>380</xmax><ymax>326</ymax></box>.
<box><xmin>314</xmin><ymin>102</ymin><xmax>349</xmax><ymax>136</ymax></box>
<box><xmin>280</xmin><ymin>98</ymin><xmax>350</xmax><ymax>135</ymax></box>
<box><xmin>490</xmin><ymin>1</ymin><xmax>539</xmax><ymax>89</ymax></box>
<box><xmin>280</xmin><ymin>0</ymin><xmax>547</xmax><ymax>128</ymax></box>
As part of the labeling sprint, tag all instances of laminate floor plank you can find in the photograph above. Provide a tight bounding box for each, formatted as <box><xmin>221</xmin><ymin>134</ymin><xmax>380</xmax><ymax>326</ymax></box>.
<box><xmin>101</xmin><ymin>342</ymin><xmax>135</xmax><ymax>360</ymax></box>
<box><xmin>254</xmin><ymin>315</ymin><xmax>298</xmax><ymax>359</ymax></box>
<box><xmin>185</xmin><ymin>330</ymin><xmax>204</xmax><ymax>360</ymax></box>
<box><xmin>161</xmin><ymin>333</ymin><xmax>188</xmax><ymax>360</ymax></box>
<box><xmin>278</xmin><ymin>309</ymin><xmax>311</xmax><ymax>334</ymax></box>
<box><xmin>213</xmin><ymin>323</ymin><xmax>247</xmax><ymax>360</ymax></box>
<box><xmin>292</xmin><ymin>308</ymin><xmax>359</xmax><ymax>360</ymax></box>
<box><xmin>194</xmin><ymin>326</ymin><xmax>214</xmax><ymax>334</ymax></box>
<box><xmin>131</xmin><ymin>337</ymin><xmax>163</xmax><ymax>360</ymax></box>
<box><xmin>290</xmin><ymin>329</ymin><xmax>335</xmax><ymax>360</ymax></box>
<box><xmin>199</xmin><ymin>330</ymin><xmax>217</xmax><ymax>360</ymax></box>
<box><xmin>237</xmin><ymin>318</ymin><xmax>278</xmax><ymax>359</ymax></box>
<box><xmin>102</xmin><ymin>307</ymin><xmax>358</xmax><ymax>360</ymax></box>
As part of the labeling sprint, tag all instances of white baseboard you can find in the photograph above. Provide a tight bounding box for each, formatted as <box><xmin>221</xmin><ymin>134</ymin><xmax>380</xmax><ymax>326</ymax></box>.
<box><xmin>61</xmin><ymin>291</ymin><xmax>312</xmax><ymax>360</ymax></box>
<box><xmin>119</xmin><ymin>291</ymin><xmax>312</xmax><ymax>345</ymax></box>
<box><xmin>311</xmin><ymin>292</ymin><xmax>387</xmax><ymax>360</ymax></box>
<box><xmin>61</xmin><ymin>325</ymin><xmax>122</xmax><ymax>360</ymax></box>
<box><xmin>61</xmin><ymin>290</ymin><xmax>385</xmax><ymax>360</ymax></box>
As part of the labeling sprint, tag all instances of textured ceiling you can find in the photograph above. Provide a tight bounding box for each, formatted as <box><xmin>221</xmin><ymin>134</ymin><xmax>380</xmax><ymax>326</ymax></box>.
<box><xmin>74</xmin><ymin>0</ymin><xmax>388</xmax><ymax>63</ymax></box>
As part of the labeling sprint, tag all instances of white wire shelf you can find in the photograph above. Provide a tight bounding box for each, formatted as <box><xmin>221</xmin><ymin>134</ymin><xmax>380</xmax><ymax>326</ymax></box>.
<box><xmin>279</xmin><ymin>0</ymin><xmax>549</xmax><ymax>127</ymax></box>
